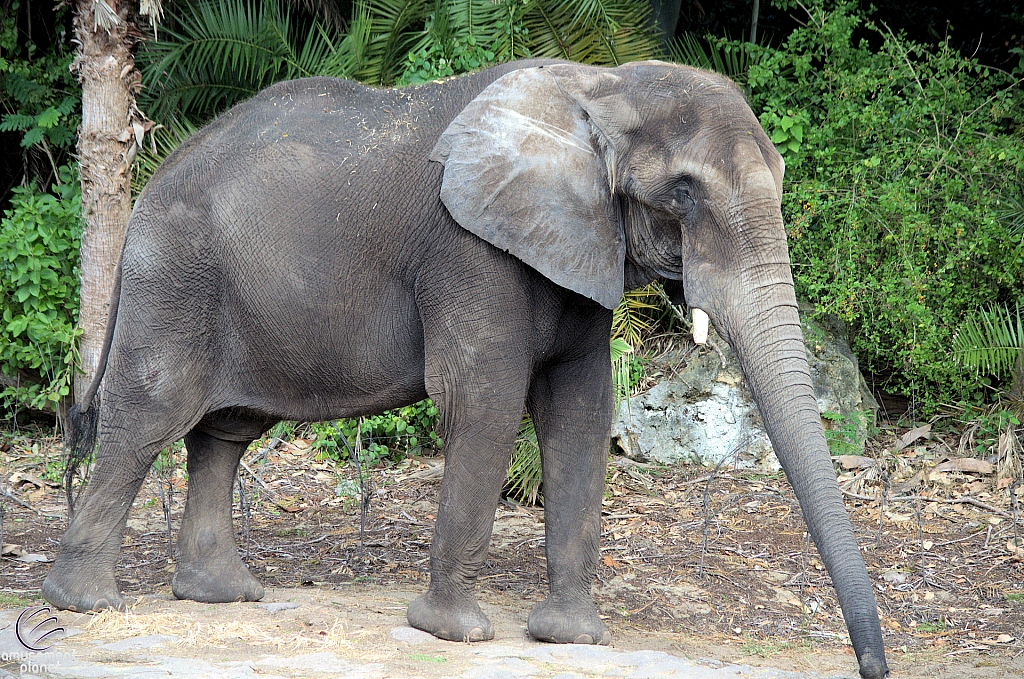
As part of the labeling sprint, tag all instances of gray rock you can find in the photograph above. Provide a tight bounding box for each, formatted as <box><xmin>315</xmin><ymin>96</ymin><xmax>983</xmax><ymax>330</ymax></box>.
<box><xmin>612</xmin><ymin>308</ymin><xmax>877</xmax><ymax>468</ymax></box>
<box><xmin>390</xmin><ymin>626</ymin><xmax>436</xmax><ymax>644</ymax></box>
<box><xmin>257</xmin><ymin>602</ymin><xmax>300</xmax><ymax>613</ymax></box>
<box><xmin>99</xmin><ymin>634</ymin><xmax>177</xmax><ymax>652</ymax></box>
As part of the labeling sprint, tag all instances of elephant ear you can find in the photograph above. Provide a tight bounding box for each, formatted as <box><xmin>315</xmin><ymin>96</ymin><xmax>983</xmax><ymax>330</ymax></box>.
<box><xmin>431</xmin><ymin>65</ymin><xmax>624</xmax><ymax>310</ymax></box>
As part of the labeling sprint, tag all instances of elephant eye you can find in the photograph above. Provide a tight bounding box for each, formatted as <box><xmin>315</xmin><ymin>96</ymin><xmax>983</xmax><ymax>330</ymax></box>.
<box><xmin>673</xmin><ymin>182</ymin><xmax>696</xmax><ymax>210</ymax></box>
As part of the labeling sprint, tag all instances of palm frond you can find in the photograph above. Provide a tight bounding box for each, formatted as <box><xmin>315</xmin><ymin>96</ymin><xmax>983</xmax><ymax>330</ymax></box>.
<box><xmin>996</xmin><ymin>193</ymin><xmax>1024</xmax><ymax>238</ymax></box>
<box><xmin>611</xmin><ymin>284</ymin><xmax>661</xmax><ymax>348</ymax></box>
<box><xmin>281</xmin><ymin>0</ymin><xmax>347</xmax><ymax>31</ymax></box>
<box><xmin>610</xmin><ymin>336</ymin><xmax>634</xmax><ymax>403</ymax></box>
<box><xmin>356</xmin><ymin>0</ymin><xmax>432</xmax><ymax>84</ymax></box>
<box><xmin>521</xmin><ymin>0</ymin><xmax>660</xmax><ymax>66</ymax></box>
<box><xmin>508</xmin><ymin>416</ymin><xmax>543</xmax><ymax>504</ymax></box>
<box><xmin>668</xmin><ymin>32</ymin><xmax>752</xmax><ymax>81</ymax></box>
<box><xmin>131</xmin><ymin>116</ymin><xmax>200</xmax><ymax>193</ymax></box>
<box><xmin>139</xmin><ymin>0</ymin><xmax>350</xmax><ymax>123</ymax></box>
<box><xmin>952</xmin><ymin>302</ymin><xmax>1024</xmax><ymax>379</ymax></box>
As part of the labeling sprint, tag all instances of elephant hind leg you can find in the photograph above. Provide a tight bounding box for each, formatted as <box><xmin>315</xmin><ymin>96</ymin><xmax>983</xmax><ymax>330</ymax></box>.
<box><xmin>172</xmin><ymin>410</ymin><xmax>272</xmax><ymax>604</ymax></box>
<box><xmin>42</xmin><ymin>406</ymin><xmax>199</xmax><ymax>612</ymax></box>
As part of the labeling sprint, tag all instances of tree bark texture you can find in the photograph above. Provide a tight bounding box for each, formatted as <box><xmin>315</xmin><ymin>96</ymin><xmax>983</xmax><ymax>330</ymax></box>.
<box><xmin>73</xmin><ymin>0</ymin><xmax>145</xmax><ymax>403</ymax></box>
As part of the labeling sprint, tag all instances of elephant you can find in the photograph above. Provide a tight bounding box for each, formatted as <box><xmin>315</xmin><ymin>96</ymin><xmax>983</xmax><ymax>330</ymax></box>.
<box><xmin>42</xmin><ymin>59</ymin><xmax>888</xmax><ymax>679</ymax></box>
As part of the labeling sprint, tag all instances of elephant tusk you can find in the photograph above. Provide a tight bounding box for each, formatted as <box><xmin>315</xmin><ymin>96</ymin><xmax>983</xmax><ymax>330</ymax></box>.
<box><xmin>692</xmin><ymin>308</ymin><xmax>709</xmax><ymax>345</ymax></box>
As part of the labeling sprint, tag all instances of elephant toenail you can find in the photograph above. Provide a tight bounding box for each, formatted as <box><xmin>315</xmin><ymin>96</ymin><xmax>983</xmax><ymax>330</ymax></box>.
<box><xmin>572</xmin><ymin>634</ymin><xmax>595</xmax><ymax>644</ymax></box>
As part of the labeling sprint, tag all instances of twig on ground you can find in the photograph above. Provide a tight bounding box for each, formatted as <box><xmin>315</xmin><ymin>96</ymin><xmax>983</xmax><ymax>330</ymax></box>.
<box><xmin>1010</xmin><ymin>475</ymin><xmax>1022</xmax><ymax>550</ymax></box>
<box><xmin>154</xmin><ymin>470</ymin><xmax>173</xmax><ymax>561</ymax></box>
<box><xmin>878</xmin><ymin>469</ymin><xmax>890</xmax><ymax>548</ymax></box>
<box><xmin>891</xmin><ymin>494</ymin><xmax>1012</xmax><ymax>518</ymax></box>
<box><xmin>237</xmin><ymin>474</ymin><xmax>253</xmax><ymax>563</ymax></box>
<box><xmin>240</xmin><ymin>460</ymin><xmax>273</xmax><ymax>494</ymax></box>
<box><xmin>697</xmin><ymin>444</ymin><xmax>743</xmax><ymax>578</ymax></box>
<box><xmin>915</xmin><ymin>497</ymin><xmax>925</xmax><ymax>574</ymax></box>
<box><xmin>1</xmin><ymin>487</ymin><xmax>61</xmax><ymax>518</ymax></box>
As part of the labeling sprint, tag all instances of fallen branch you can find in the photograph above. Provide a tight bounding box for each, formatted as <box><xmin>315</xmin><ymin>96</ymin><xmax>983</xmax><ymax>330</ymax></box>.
<box><xmin>840</xmin><ymin>488</ymin><xmax>1013</xmax><ymax>519</ymax></box>
<box><xmin>891</xmin><ymin>494</ymin><xmax>1012</xmax><ymax>519</ymax></box>
<box><xmin>1</xmin><ymin>488</ymin><xmax>62</xmax><ymax>519</ymax></box>
<box><xmin>240</xmin><ymin>459</ymin><xmax>274</xmax><ymax>494</ymax></box>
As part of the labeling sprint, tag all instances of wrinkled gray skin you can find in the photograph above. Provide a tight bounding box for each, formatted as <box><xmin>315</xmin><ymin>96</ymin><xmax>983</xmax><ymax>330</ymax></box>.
<box><xmin>42</xmin><ymin>60</ymin><xmax>888</xmax><ymax>679</ymax></box>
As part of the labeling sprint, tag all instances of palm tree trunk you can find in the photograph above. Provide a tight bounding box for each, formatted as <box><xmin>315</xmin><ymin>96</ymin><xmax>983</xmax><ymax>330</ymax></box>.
<box><xmin>73</xmin><ymin>0</ymin><xmax>140</xmax><ymax>403</ymax></box>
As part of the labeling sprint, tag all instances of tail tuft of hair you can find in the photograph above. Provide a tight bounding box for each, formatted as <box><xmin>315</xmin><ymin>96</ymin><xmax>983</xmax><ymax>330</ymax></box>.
<box><xmin>64</xmin><ymin>399</ymin><xmax>99</xmax><ymax>515</ymax></box>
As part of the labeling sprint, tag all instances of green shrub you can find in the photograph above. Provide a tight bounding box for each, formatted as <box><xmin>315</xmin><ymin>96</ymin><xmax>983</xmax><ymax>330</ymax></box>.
<box><xmin>311</xmin><ymin>400</ymin><xmax>443</xmax><ymax>463</ymax></box>
<box><xmin>0</xmin><ymin>166</ymin><xmax>81</xmax><ymax>412</ymax></box>
<box><xmin>741</xmin><ymin>1</ymin><xmax>1024</xmax><ymax>411</ymax></box>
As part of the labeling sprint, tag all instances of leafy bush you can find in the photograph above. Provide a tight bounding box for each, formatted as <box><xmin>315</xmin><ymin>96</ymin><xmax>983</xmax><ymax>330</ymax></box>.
<box><xmin>310</xmin><ymin>400</ymin><xmax>443</xmax><ymax>463</ymax></box>
<box><xmin>0</xmin><ymin>165</ymin><xmax>81</xmax><ymax>412</ymax></box>
<box><xmin>737</xmin><ymin>1</ymin><xmax>1024</xmax><ymax>411</ymax></box>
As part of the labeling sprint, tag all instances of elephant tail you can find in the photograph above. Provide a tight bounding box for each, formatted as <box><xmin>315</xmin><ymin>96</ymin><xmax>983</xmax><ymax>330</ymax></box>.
<box><xmin>64</xmin><ymin>256</ymin><xmax>123</xmax><ymax>515</ymax></box>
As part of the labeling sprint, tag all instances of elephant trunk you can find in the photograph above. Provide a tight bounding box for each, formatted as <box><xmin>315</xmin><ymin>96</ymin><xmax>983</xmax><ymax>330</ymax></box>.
<box><xmin>718</xmin><ymin>226</ymin><xmax>888</xmax><ymax>678</ymax></box>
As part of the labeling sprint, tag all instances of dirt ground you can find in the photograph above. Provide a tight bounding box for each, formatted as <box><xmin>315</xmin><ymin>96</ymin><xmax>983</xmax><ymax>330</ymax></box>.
<box><xmin>1</xmin><ymin>423</ymin><xmax>1023</xmax><ymax>677</ymax></box>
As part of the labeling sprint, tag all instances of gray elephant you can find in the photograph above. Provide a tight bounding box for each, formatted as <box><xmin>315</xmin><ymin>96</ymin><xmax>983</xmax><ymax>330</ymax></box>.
<box><xmin>43</xmin><ymin>60</ymin><xmax>888</xmax><ymax>679</ymax></box>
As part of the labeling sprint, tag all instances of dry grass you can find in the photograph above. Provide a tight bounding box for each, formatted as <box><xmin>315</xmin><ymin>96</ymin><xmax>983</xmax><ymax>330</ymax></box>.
<box><xmin>78</xmin><ymin>604</ymin><xmax>353</xmax><ymax>652</ymax></box>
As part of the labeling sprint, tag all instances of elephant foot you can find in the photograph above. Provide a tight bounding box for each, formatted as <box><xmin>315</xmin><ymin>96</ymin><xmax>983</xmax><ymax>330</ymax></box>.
<box><xmin>407</xmin><ymin>591</ymin><xmax>493</xmax><ymax>642</ymax></box>
<box><xmin>857</xmin><ymin>651</ymin><xmax>890</xmax><ymax>679</ymax></box>
<box><xmin>42</xmin><ymin>566</ymin><xmax>125</xmax><ymax>612</ymax></box>
<box><xmin>528</xmin><ymin>595</ymin><xmax>611</xmax><ymax>645</ymax></box>
<box><xmin>172</xmin><ymin>557</ymin><xmax>264</xmax><ymax>604</ymax></box>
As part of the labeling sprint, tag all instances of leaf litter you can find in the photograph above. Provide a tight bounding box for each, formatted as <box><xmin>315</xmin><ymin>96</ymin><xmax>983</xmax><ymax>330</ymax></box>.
<box><xmin>0</xmin><ymin>423</ymin><xmax>1022</xmax><ymax>677</ymax></box>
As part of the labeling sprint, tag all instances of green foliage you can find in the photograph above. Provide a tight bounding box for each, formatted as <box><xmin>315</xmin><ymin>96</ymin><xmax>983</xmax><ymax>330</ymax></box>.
<box><xmin>821</xmin><ymin>410</ymin><xmax>867</xmax><ymax>455</ymax></box>
<box><xmin>952</xmin><ymin>302</ymin><xmax>1023</xmax><ymax>390</ymax></box>
<box><xmin>139</xmin><ymin>0</ymin><xmax>660</xmax><ymax>125</ymax></box>
<box><xmin>721</xmin><ymin>0</ymin><xmax>1024</xmax><ymax>411</ymax></box>
<box><xmin>0</xmin><ymin>1</ymin><xmax>79</xmax><ymax>156</ymax></box>
<box><xmin>137</xmin><ymin>0</ymin><xmax>355</xmax><ymax>124</ymax></box>
<box><xmin>668</xmin><ymin>32</ymin><xmax>757</xmax><ymax>82</ymax></box>
<box><xmin>507</xmin><ymin>416</ymin><xmax>542</xmax><ymax>503</ymax></box>
<box><xmin>0</xmin><ymin>166</ymin><xmax>81</xmax><ymax>411</ymax></box>
<box><xmin>311</xmin><ymin>400</ymin><xmax>443</xmax><ymax>463</ymax></box>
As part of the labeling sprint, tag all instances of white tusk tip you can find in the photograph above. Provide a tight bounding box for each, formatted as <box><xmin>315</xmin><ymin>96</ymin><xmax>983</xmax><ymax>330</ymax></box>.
<box><xmin>692</xmin><ymin>308</ymin><xmax>709</xmax><ymax>345</ymax></box>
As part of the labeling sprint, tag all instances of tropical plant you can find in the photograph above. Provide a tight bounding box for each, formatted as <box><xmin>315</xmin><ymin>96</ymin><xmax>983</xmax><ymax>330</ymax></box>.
<box><xmin>506</xmin><ymin>416</ymin><xmax>542</xmax><ymax>503</ymax></box>
<box><xmin>0</xmin><ymin>0</ymin><xmax>80</xmax><ymax>186</ymax></box>
<box><xmin>137</xmin><ymin>0</ymin><xmax>661</xmax><ymax>127</ymax></box>
<box><xmin>137</xmin><ymin>0</ymin><xmax>354</xmax><ymax>124</ymax></box>
<box><xmin>953</xmin><ymin>302</ymin><xmax>1024</xmax><ymax>409</ymax></box>
<box><xmin>668</xmin><ymin>31</ymin><xmax>756</xmax><ymax>82</ymax></box>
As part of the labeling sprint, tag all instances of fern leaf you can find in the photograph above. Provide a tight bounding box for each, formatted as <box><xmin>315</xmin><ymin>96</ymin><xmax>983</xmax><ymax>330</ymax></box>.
<box><xmin>952</xmin><ymin>302</ymin><xmax>1024</xmax><ymax>378</ymax></box>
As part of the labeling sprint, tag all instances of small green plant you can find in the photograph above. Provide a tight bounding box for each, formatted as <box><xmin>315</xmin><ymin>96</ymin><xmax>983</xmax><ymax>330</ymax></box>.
<box><xmin>968</xmin><ymin>408</ymin><xmax>1020</xmax><ymax>457</ymax></box>
<box><xmin>0</xmin><ymin>593</ymin><xmax>36</xmax><ymax>609</ymax></box>
<box><xmin>506</xmin><ymin>416</ymin><xmax>542</xmax><ymax>504</ymax></box>
<box><xmin>741</xmin><ymin>637</ymin><xmax>791</xmax><ymax>658</ymax></box>
<box><xmin>915</xmin><ymin>620</ymin><xmax>947</xmax><ymax>633</ymax></box>
<box><xmin>1006</xmin><ymin>592</ymin><xmax>1024</xmax><ymax>603</ymax></box>
<box><xmin>822</xmin><ymin>411</ymin><xmax>867</xmax><ymax>456</ymax></box>
<box><xmin>953</xmin><ymin>302</ymin><xmax>1023</xmax><ymax>410</ymax></box>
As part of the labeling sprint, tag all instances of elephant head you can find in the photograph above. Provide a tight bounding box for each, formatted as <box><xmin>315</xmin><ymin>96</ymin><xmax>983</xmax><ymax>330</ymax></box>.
<box><xmin>431</xmin><ymin>61</ymin><xmax>888</xmax><ymax>679</ymax></box>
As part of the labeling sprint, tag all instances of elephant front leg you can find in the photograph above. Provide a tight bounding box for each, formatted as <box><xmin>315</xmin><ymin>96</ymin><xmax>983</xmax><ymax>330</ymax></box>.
<box><xmin>406</xmin><ymin>406</ymin><xmax>524</xmax><ymax>641</ymax></box>
<box><xmin>172</xmin><ymin>421</ymin><xmax>267</xmax><ymax>603</ymax></box>
<box><xmin>526</xmin><ymin>353</ymin><xmax>613</xmax><ymax>645</ymax></box>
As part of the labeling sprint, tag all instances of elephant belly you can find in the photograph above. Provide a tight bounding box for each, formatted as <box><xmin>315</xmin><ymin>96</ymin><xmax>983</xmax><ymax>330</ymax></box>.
<box><xmin>220</xmin><ymin>270</ymin><xmax>429</xmax><ymax>422</ymax></box>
